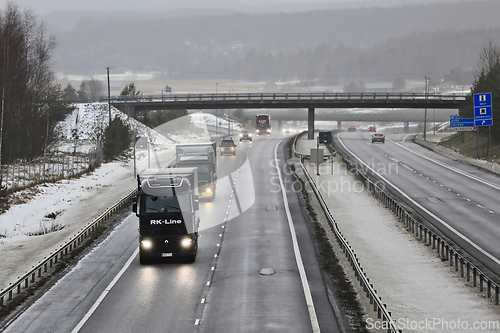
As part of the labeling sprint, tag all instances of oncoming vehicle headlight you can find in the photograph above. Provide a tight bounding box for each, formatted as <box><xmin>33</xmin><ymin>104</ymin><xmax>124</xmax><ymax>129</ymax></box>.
<box><xmin>141</xmin><ymin>240</ymin><xmax>152</xmax><ymax>249</ymax></box>
<box><xmin>181</xmin><ymin>238</ymin><xmax>193</xmax><ymax>248</ymax></box>
<box><xmin>231</xmin><ymin>147</ymin><xmax>234</xmax><ymax>151</ymax></box>
<box><xmin>239</xmin><ymin>133</ymin><xmax>243</xmax><ymax>137</ymax></box>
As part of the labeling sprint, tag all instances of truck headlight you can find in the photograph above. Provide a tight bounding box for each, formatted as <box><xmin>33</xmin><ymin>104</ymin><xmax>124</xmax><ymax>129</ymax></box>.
<box><xmin>181</xmin><ymin>238</ymin><xmax>193</xmax><ymax>248</ymax></box>
<box><xmin>141</xmin><ymin>240</ymin><xmax>152</xmax><ymax>249</ymax></box>
<box><xmin>206</xmin><ymin>187</ymin><xmax>212</xmax><ymax>193</ymax></box>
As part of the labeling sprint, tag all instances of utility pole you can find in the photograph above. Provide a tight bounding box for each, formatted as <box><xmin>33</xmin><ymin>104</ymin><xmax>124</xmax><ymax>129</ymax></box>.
<box><xmin>107</xmin><ymin>67</ymin><xmax>111</xmax><ymax>123</ymax></box>
<box><xmin>423</xmin><ymin>76</ymin><xmax>430</xmax><ymax>141</ymax></box>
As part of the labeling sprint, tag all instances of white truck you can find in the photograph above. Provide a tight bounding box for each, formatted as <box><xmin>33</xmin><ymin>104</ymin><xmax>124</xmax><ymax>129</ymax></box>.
<box><xmin>174</xmin><ymin>142</ymin><xmax>217</xmax><ymax>201</ymax></box>
<box><xmin>133</xmin><ymin>167</ymin><xmax>200</xmax><ymax>264</ymax></box>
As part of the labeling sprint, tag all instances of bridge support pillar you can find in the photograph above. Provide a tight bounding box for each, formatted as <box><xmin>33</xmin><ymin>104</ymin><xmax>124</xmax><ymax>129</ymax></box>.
<box><xmin>337</xmin><ymin>120</ymin><xmax>342</xmax><ymax>130</ymax></box>
<box><xmin>278</xmin><ymin>120</ymin><xmax>282</xmax><ymax>133</ymax></box>
<box><xmin>307</xmin><ymin>108</ymin><xmax>315</xmax><ymax>140</ymax></box>
<box><xmin>124</xmin><ymin>103</ymin><xmax>136</xmax><ymax>119</ymax></box>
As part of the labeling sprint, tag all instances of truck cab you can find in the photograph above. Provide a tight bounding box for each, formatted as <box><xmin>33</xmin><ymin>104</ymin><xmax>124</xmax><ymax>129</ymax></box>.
<box><xmin>133</xmin><ymin>168</ymin><xmax>200</xmax><ymax>264</ymax></box>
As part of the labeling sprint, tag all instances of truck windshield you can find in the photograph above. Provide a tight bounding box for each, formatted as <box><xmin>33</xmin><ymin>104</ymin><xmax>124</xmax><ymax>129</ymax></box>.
<box><xmin>144</xmin><ymin>193</ymin><xmax>191</xmax><ymax>213</ymax></box>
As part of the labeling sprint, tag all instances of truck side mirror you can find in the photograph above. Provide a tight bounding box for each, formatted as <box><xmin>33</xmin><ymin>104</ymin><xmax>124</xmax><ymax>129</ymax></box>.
<box><xmin>132</xmin><ymin>197</ymin><xmax>138</xmax><ymax>215</ymax></box>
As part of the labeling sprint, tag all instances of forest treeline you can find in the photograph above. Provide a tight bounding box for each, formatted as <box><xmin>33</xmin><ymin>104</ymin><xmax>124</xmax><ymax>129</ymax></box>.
<box><xmin>0</xmin><ymin>3</ymin><xmax>71</xmax><ymax>165</ymax></box>
<box><xmin>53</xmin><ymin>0</ymin><xmax>500</xmax><ymax>83</ymax></box>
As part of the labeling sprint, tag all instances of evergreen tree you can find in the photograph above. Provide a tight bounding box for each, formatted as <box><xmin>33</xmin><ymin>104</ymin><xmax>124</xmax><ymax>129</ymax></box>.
<box><xmin>120</xmin><ymin>83</ymin><xmax>141</xmax><ymax>96</ymax></box>
<box><xmin>103</xmin><ymin>116</ymin><xmax>132</xmax><ymax>160</ymax></box>
<box><xmin>64</xmin><ymin>83</ymin><xmax>78</xmax><ymax>101</ymax></box>
<box><xmin>460</xmin><ymin>42</ymin><xmax>500</xmax><ymax>142</ymax></box>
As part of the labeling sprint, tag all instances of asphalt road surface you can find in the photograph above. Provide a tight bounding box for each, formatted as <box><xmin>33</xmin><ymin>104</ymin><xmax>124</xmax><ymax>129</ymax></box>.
<box><xmin>335</xmin><ymin>131</ymin><xmax>500</xmax><ymax>277</ymax></box>
<box><xmin>2</xmin><ymin>134</ymin><xmax>341</xmax><ymax>333</ymax></box>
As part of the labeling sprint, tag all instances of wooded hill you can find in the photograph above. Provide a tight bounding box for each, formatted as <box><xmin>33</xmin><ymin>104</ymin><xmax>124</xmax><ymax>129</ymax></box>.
<box><xmin>52</xmin><ymin>0</ymin><xmax>500</xmax><ymax>84</ymax></box>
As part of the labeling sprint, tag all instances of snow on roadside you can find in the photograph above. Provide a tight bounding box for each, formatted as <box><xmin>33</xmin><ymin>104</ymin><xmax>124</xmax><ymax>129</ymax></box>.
<box><xmin>296</xmin><ymin>137</ymin><xmax>500</xmax><ymax>333</ymax></box>
<box><xmin>0</xmin><ymin>103</ymin><xmax>217</xmax><ymax>291</ymax></box>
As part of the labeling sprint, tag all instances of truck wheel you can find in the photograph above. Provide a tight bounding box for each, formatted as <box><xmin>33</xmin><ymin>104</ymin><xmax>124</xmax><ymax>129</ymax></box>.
<box><xmin>139</xmin><ymin>251</ymin><xmax>150</xmax><ymax>265</ymax></box>
<box><xmin>186</xmin><ymin>253</ymin><xmax>196</xmax><ymax>263</ymax></box>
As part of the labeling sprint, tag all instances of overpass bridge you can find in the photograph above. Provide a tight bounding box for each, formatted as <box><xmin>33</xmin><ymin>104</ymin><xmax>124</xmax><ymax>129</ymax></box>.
<box><xmin>109</xmin><ymin>92</ymin><xmax>467</xmax><ymax>138</ymax></box>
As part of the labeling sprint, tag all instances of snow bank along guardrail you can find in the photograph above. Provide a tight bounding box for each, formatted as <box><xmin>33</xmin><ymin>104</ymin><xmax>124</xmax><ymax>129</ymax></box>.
<box><xmin>292</xmin><ymin>131</ymin><xmax>401</xmax><ymax>333</ymax></box>
<box><xmin>0</xmin><ymin>188</ymin><xmax>137</xmax><ymax>308</ymax></box>
<box><xmin>322</xmin><ymin>132</ymin><xmax>500</xmax><ymax>308</ymax></box>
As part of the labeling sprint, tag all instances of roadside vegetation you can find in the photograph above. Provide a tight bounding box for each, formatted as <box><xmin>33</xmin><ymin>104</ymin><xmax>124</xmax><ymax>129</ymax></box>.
<box><xmin>447</xmin><ymin>42</ymin><xmax>500</xmax><ymax>161</ymax></box>
<box><xmin>0</xmin><ymin>3</ymin><xmax>72</xmax><ymax>166</ymax></box>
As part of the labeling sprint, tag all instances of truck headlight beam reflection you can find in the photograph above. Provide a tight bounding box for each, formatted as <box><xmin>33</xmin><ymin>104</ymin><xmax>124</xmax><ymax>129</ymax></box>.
<box><xmin>141</xmin><ymin>240</ymin><xmax>152</xmax><ymax>249</ymax></box>
<box><xmin>181</xmin><ymin>238</ymin><xmax>193</xmax><ymax>248</ymax></box>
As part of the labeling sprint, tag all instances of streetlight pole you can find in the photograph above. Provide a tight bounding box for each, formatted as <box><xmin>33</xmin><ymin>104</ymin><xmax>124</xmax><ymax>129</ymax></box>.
<box><xmin>423</xmin><ymin>76</ymin><xmax>430</xmax><ymax>141</ymax></box>
<box><xmin>228</xmin><ymin>87</ymin><xmax>231</xmax><ymax>136</ymax></box>
<box><xmin>215</xmin><ymin>83</ymin><xmax>218</xmax><ymax>134</ymax></box>
<box><xmin>107</xmin><ymin>67</ymin><xmax>111</xmax><ymax>123</ymax></box>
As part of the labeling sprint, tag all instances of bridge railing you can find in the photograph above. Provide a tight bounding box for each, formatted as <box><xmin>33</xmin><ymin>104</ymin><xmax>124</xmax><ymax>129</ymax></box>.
<box><xmin>106</xmin><ymin>92</ymin><xmax>468</xmax><ymax>103</ymax></box>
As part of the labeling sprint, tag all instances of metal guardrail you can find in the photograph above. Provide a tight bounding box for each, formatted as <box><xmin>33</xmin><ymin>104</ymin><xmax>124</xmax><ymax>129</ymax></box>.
<box><xmin>0</xmin><ymin>188</ymin><xmax>137</xmax><ymax>307</ymax></box>
<box><xmin>360</xmin><ymin>174</ymin><xmax>500</xmax><ymax>307</ymax></box>
<box><xmin>330</xmin><ymin>138</ymin><xmax>500</xmax><ymax>307</ymax></box>
<box><xmin>106</xmin><ymin>92</ymin><xmax>468</xmax><ymax>103</ymax></box>
<box><xmin>292</xmin><ymin>131</ymin><xmax>401</xmax><ymax>333</ymax></box>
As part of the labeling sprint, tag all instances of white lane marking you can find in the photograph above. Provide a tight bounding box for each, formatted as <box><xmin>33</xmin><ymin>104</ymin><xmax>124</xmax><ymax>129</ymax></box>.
<box><xmin>71</xmin><ymin>247</ymin><xmax>139</xmax><ymax>333</ymax></box>
<box><xmin>274</xmin><ymin>139</ymin><xmax>321</xmax><ymax>333</ymax></box>
<box><xmin>392</xmin><ymin>140</ymin><xmax>500</xmax><ymax>191</ymax></box>
<box><xmin>337</xmin><ymin>133</ymin><xmax>500</xmax><ymax>267</ymax></box>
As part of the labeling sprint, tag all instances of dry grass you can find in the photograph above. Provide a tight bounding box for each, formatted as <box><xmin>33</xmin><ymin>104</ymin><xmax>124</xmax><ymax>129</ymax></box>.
<box><xmin>440</xmin><ymin>132</ymin><xmax>500</xmax><ymax>163</ymax></box>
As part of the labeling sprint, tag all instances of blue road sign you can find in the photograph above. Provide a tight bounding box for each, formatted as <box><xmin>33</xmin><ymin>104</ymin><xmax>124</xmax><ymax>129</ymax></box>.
<box><xmin>474</xmin><ymin>93</ymin><xmax>492</xmax><ymax>107</ymax></box>
<box><xmin>451</xmin><ymin>122</ymin><xmax>474</xmax><ymax>127</ymax></box>
<box><xmin>474</xmin><ymin>118</ymin><xmax>493</xmax><ymax>127</ymax></box>
<box><xmin>450</xmin><ymin>116</ymin><xmax>474</xmax><ymax>128</ymax></box>
<box><xmin>474</xmin><ymin>93</ymin><xmax>493</xmax><ymax>127</ymax></box>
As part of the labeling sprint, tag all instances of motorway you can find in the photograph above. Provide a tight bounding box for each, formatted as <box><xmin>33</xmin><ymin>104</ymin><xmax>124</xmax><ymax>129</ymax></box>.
<box><xmin>1</xmin><ymin>134</ymin><xmax>341</xmax><ymax>333</ymax></box>
<box><xmin>334</xmin><ymin>131</ymin><xmax>500</xmax><ymax>277</ymax></box>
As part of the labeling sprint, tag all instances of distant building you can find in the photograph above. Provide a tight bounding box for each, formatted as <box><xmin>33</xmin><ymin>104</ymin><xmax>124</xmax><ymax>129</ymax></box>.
<box><xmin>343</xmin><ymin>82</ymin><xmax>394</xmax><ymax>93</ymax></box>
<box><xmin>343</xmin><ymin>82</ymin><xmax>364</xmax><ymax>93</ymax></box>
<box><xmin>363</xmin><ymin>82</ymin><xmax>394</xmax><ymax>92</ymax></box>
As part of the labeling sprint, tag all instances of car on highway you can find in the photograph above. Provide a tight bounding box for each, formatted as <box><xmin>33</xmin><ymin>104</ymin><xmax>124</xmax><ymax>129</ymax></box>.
<box><xmin>239</xmin><ymin>129</ymin><xmax>252</xmax><ymax>141</ymax></box>
<box><xmin>368</xmin><ymin>125</ymin><xmax>377</xmax><ymax>132</ymax></box>
<box><xmin>220</xmin><ymin>138</ymin><xmax>237</xmax><ymax>155</ymax></box>
<box><xmin>347</xmin><ymin>126</ymin><xmax>357</xmax><ymax>132</ymax></box>
<box><xmin>371</xmin><ymin>133</ymin><xmax>385</xmax><ymax>143</ymax></box>
<box><xmin>282</xmin><ymin>128</ymin><xmax>295</xmax><ymax>134</ymax></box>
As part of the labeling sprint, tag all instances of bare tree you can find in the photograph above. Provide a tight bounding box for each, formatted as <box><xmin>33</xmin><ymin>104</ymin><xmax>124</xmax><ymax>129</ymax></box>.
<box><xmin>86</xmin><ymin>78</ymin><xmax>104</xmax><ymax>102</ymax></box>
<box><xmin>0</xmin><ymin>2</ymin><xmax>71</xmax><ymax>164</ymax></box>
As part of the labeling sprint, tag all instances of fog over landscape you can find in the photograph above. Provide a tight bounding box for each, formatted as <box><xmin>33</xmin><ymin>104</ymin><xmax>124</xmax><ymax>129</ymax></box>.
<box><xmin>8</xmin><ymin>0</ymin><xmax>500</xmax><ymax>92</ymax></box>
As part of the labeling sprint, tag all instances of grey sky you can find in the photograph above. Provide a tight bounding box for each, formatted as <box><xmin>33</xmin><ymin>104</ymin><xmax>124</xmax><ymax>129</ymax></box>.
<box><xmin>8</xmin><ymin>0</ymin><xmax>454</xmax><ymax>15</ymax></box>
